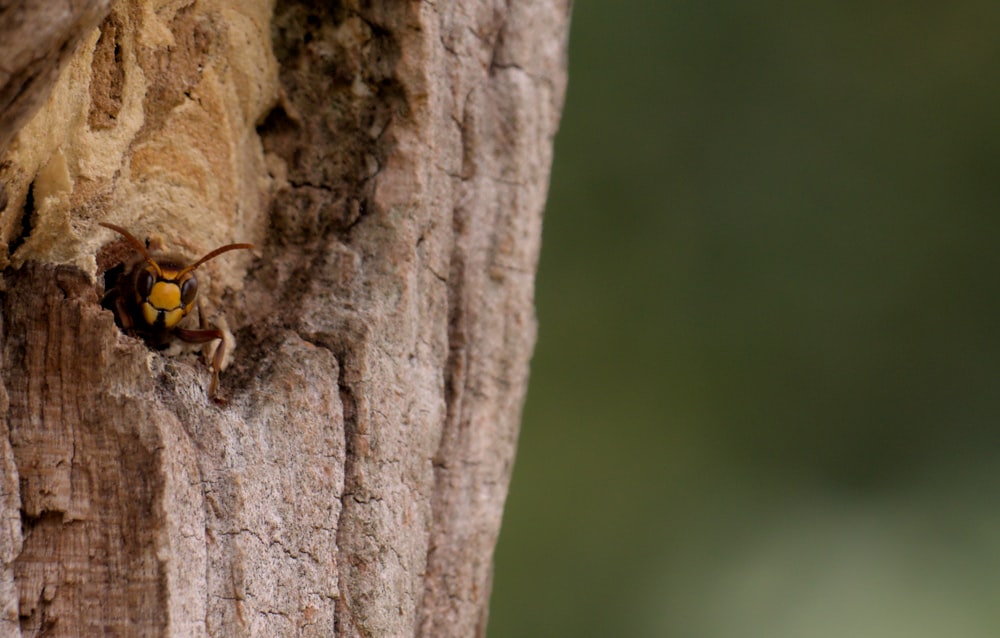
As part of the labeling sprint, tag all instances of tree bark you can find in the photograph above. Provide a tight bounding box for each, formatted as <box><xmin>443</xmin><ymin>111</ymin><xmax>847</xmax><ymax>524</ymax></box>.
<box><xmin>0</xmin><ymin>1</ymin><xmax>568</xmax><ymax>637</ymax></box>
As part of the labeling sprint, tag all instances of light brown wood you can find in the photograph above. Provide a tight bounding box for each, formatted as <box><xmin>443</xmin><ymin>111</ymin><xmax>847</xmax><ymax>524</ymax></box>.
<box><xmin>0</xmin><ymin>1</ymin><xmax>113</xmax><ymax>156</ymax></box>
<box><xmin>0</xmin><ymin>1</ymin><xmax>569</xmax><ymax>636</ymax></box>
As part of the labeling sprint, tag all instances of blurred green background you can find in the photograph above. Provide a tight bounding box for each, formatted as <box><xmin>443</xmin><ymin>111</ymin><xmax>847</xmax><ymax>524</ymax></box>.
<box><xmin>489</xmin><ymin>2</ymin><xmax>1000</xmax><ymax>637</ymax></box>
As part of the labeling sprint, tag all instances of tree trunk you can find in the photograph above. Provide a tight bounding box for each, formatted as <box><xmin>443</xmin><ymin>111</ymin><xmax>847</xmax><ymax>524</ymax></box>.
<box><xmin>0</xmin><ymin>1</ymin><xmax>569</xmax><ymax>636</ymax></box>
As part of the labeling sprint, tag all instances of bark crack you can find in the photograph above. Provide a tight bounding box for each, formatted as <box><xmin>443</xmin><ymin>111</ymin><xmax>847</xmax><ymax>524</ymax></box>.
<box><xmin>331</xmin><ymin>348</ymin><xmax>357</xmax><ymax>637</ymax></box>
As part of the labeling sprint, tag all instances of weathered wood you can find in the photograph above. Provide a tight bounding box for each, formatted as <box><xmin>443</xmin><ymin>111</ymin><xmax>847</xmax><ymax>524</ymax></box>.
<box><xmin>3</xmin><ymin>263</ymin><xmax>166</xmax><ymax>636</ymax></box>
<box><xmin>0</xmin><ymin>1</ymin><xmax>569</xmax><ymax>635</ymax></box>
<box><xmin>0</xmin><ymin>1</ymin><xmax>113</xmax><ymax>156</ymax></box>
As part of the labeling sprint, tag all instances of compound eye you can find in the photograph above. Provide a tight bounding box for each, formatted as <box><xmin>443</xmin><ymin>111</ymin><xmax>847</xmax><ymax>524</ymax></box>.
<box><xmin>180</xmin><ymin>275</ymin><xmax>199</xmax><ymax>306</ymax></box>
<box><xmin>137</xmin><ymin>269</ymin><xmax>155</xmax><ymax>299</ymax></box>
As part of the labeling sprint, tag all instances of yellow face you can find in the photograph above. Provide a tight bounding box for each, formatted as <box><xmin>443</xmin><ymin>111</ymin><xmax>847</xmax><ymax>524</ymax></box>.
<box><xmin>136</xmin><ymin>266</ymin><xmax>198</xmax><ymax>329</ymax></box>
<box><xmin>99</xmin><ymin>221</ymin><xmax>252</xmax><ymax>337</ymax></box>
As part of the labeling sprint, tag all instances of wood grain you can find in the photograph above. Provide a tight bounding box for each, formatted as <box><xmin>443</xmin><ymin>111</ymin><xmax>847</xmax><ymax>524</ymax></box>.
<box><xmin>0</xmin><ymin>1</ymin><xmax>569</xmax><ymax>635</ymax></box>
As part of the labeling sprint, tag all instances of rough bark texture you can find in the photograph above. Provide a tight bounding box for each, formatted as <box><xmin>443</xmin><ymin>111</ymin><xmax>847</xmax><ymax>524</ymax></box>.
<box><xmin>0</xmin><ymin>1</ymin><xmax>568</xmax><ymax>636</ymax></box>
